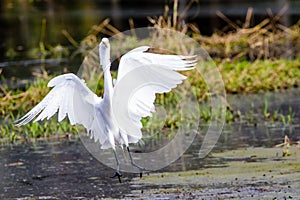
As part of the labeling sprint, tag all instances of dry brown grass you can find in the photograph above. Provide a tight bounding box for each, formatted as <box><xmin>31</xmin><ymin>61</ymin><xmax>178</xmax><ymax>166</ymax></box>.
<box><xmin>194</xmin><ymin>6</ymin><xmax>300</xmax><ymax>61</ymax></box>
<box><xmin>62</xmin><ymin>2</ymin><xmax>300</xmax><ymax>63</ymax></box>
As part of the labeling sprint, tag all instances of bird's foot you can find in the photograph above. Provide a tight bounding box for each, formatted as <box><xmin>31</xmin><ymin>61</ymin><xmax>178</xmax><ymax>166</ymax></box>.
<box><xmin>131</xmin><ymin>162</ymin><xmax>147</xmax><ymax>178</ymax></box>
<box><xmin>111</xmin><ymin>171</ymin><xmax>122</xmax><ymax>183</ymax></box>
<box><xmin>127</xmin><ymin>147</ymin><xmax>148</xmax><ymax>178</ymax></box>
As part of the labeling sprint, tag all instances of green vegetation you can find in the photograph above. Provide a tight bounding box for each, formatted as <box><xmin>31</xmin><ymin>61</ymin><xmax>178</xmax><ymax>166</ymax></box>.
<box><xmin>1</xmin><ymin>3</ymin><xmax>300</xmax><ymax>144</ymax></box>
<box><xmin>1</xmin><ymin>58</ymin><xmax>298</xmax><ymax>143</ymax></box>
<box><xmin>129</xmin><ymin>147</ymin><xmax>300</xmax><ymax>199</ymax></box>
<box><xmin>0</xmin><ymin>71</ymin><xmax>80</xmax><ymax>143</ymax></box>
<box><xmin>220</xmin><ymin>58</ymin><xmax>300</xmax><ymax>93</ymax></box>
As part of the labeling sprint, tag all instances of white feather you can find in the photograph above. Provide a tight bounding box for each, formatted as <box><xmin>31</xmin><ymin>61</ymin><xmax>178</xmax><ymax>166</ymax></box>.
<box><xmin>115</xmin><ymin>47</ymin><xmax>197</xmax><ymax>138</ymax></box>
<box><xmin>16</xmin><ymin>38</ymin><xmax>197</xmax><ymax>150</ymax></box>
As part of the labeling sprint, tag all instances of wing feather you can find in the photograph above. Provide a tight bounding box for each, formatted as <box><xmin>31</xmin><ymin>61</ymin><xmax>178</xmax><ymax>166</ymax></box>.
<box><xmin>116</xmin><ymin>46</ymin><xmax>197</xmax><ymax>82</ymax></box>
<box><xmin>16</xmin><ymin>73</ymin><xmax>109</xmax><ymax>147</ymax></box>
<box><xmin>113</xmin><ymin>48</ymin><xmax>197</xmax><ymax>139</ymax></box>
<box><xmin>15</xmin><ymin>73</ymin><xmax>104</xmax><ymax>142</ymax></box>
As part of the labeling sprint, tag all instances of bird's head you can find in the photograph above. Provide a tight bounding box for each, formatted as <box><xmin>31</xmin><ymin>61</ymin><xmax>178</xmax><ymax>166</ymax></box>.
<box><xmin>99</xmin><ymin>38</ymin><xmax>111</xmax><ymax>71</ymax></box>
<box><xmin>101</xmin><ymin>38</ymin><xmax>110</xmax><ymax>48</ymax></box>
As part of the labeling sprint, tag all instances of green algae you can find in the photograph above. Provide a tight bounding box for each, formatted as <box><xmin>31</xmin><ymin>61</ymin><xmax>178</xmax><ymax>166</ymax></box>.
<box><xmin>128</xmin><ymin>147</ymin><xmax>300</xmax><ymax>199</ymax></box>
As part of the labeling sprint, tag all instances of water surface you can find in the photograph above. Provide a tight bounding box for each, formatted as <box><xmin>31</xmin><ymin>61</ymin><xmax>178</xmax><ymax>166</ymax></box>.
<box><xmin>0</xmin><ymin>87</ymin><xmax>300</xmax><ymax>199</ymax></box>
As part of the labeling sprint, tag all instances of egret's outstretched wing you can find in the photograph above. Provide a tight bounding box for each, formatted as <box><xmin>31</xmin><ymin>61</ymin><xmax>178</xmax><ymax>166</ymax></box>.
<box><xmin>114</xmin><ymin>48</ymin><xmax>197</xmax><ymax>139</ymax></box>
<box><xmin>15</xmin><ymin>73</ymin><xmax>106</xmax><ymax>144</ymax></box>
<box><xmin>116</xmin><ymin>46</ymin><xmax>197</xmax><ymax>82</ymax></box>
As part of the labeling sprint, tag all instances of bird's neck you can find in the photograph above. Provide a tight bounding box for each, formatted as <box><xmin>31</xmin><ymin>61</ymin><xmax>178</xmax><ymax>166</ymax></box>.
<box><xmin>103</xmin><ymin>65</ymin><xmax>114</xmax><ymax>101</ymax></box>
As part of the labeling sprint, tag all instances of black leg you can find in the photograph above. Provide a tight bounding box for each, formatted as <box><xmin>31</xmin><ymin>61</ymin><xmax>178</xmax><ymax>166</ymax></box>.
<box><xmin>111</xmin><ymin>149</ymin><xmax>122</xmax><ymax>183</ymax></box>
<box><xmin>127</xmin><ymin>146</ymin><xmax>146</xmax><ymax>178</ymax></box>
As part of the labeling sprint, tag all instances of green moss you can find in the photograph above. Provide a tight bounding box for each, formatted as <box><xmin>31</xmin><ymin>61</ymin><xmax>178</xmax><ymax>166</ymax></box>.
<box><xmin>132</xmin><ymin>147</ymin><xmax>300</xmax><ymax>186</ymax></box>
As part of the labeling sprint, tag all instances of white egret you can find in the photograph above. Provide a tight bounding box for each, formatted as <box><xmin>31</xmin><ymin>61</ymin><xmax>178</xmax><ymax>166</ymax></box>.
<box><xmin>15</xmin><ymin>38</ymin><xmax>197</xmax><ymax>182</ymax></box>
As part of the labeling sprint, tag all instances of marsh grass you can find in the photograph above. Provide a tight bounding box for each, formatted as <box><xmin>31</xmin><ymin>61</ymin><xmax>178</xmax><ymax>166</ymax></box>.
<box><xmin>0</xmin><ymin>71</ymin><xmax>82</xmax><ymax>144</ymax></box>
<box><xmin>195</xmin><ymin>6</ymin><xmax>300</xmax><ymax>61</ymax></box>
<box><xmin>1</xmin><ymin>1</ymin><xmax>300</xmax><ymax>143</ymax></box>
<box><xmin>220</xmin><ymin>58</ymin><xmax>300</xmax><ymax>93</ymax></box>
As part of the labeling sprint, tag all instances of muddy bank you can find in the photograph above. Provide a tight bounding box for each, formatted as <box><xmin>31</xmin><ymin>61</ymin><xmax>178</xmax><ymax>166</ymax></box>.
<box><xmin>128</xmin><ymin>147</ymin><xmax>300</xmax><ymax>199</ymax></box>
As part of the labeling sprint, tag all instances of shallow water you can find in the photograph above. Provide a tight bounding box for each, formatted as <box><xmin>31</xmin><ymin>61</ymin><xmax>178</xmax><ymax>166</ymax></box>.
<box><xmin>1</xmin><ymin>132</ymin><xmax>299</xmax><ymax>199</ymax></box>
<box><xmin>0</xmin><ymin>88</ymin><xmax>300</xmax><ymax>199</ymax></box>
<box><xmin>0</xmin><ymin>140</ymin><xmax>136</xmax><ymax>199</ymax></box>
